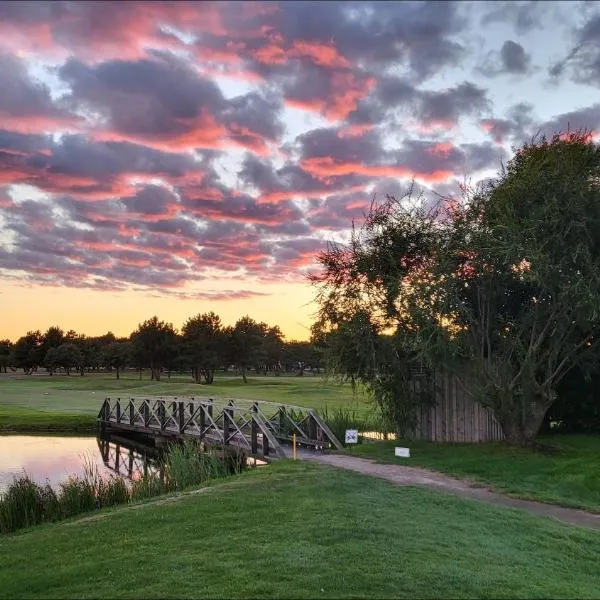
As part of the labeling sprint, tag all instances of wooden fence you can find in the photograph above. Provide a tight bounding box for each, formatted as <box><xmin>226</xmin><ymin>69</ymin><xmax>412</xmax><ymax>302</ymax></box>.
<box><xmin>410</xmin><ymin>369</ymin><xmax>504</xmax><ymax>443</ymax></box>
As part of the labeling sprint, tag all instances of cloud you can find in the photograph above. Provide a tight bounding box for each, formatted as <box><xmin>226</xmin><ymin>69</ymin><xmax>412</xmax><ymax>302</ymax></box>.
<box><xmin>0</xmin><ymin>52</ymin><xmax>76</xmax><ymax>134</ymax></box>
<box><xmin>0</xmin><ymin>1</ymin><xmax>589</xmax><ymax>302</ymax></box>
<box><xmin>60</xmin><ymin>54</ymin><xmax>282</xmax><ymax>153</ymax></box>
<box><xmin>479</xmin><ymin>1</ymin><xmax>551</xmax><ymax>35</ymax></box>
<box><xmin>480</xmin><ymin>102</ymin><xmax>536</xmax><ymax>145</ymax></box>
<box><xmin>549</xmin><ymin>12</ymin><xmax>600</xmax><ymax>85</ymax></box>
<box><xmin>478</xmin><ymin>41</ymin><xmax>532</xmax><ymax>77</ymax></box>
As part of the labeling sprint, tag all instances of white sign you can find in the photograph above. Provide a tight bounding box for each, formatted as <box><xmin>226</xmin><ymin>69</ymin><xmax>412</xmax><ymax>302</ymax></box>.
<box><xmin>395</xmin><ymin>447</ymin><xmax>410</xmax><ymax>458</ymax></box>
<box><xmin>345</xmin><ymin>429</ymin><xmax>359</xmax><ymax>444</ymax></box>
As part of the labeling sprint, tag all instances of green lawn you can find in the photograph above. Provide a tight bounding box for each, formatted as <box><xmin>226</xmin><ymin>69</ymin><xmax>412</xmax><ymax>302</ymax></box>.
<box><xmin>349</xmin><ymin>436</ymin><xmax>600</xmax><ymax>513</ymax></box>
<box><xmin>0</xmin><ymin>372</ymin><xmax>370</xmax><ymax>430</ymax></box>
<box><xmin>1</xmin><ymin>461</ymin><xmax>600</xmax><ymax>599</ymax></box>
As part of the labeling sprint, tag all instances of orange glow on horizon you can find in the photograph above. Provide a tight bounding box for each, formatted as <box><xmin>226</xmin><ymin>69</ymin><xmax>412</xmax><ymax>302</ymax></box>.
<box><xmin>0</xmin><ymin>280</ymin><xmax>317</xmax><ymax>342</ymax></box>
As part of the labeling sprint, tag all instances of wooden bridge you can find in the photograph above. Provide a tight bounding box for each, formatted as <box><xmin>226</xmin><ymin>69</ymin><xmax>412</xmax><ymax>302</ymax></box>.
<box><xmin>98</xmin><ymin>397</ymin><xmax>343</xmax><ymax>460</ymax></box>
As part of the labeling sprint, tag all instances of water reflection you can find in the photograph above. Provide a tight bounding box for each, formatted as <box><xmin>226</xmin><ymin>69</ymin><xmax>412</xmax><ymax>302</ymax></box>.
<box><xmin>0</xmin><ymin>433</ymin><xmax>164</xmax><ymax>494</ymax></box>
<box><xmin>360</xmin><ymin>431</ymin><xmax>396</xmax><ymax>441</ymax></box>
<box><xmin>0</xmin><ymin>432</ymin><xmax>267</xmax><ymax>495</ymax></box>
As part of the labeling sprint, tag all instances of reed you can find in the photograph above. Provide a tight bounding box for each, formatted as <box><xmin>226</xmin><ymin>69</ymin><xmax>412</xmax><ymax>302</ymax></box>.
<box><xmin>0</xmin><ymin>443</ymin><xmax>242</xmax><ymax>534</ymax></box>
<box><xmin>164</xmin><ymin>440</ymin><xmax>235</xmax><ymax>491</ymax></box>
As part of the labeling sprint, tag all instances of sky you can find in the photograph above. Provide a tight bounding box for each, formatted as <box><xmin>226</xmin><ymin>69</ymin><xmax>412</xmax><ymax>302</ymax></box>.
<box><xmin>1</xmin><ymin>0</ymin><xmax>600</xmax><ymax>342</ymax></box>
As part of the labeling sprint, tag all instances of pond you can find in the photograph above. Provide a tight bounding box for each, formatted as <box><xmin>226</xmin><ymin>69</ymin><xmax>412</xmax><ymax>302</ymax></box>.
<box><xmin>0</xmin><ymin>433</ymin><xmax>162</xmax><ymax>494</ymax></box>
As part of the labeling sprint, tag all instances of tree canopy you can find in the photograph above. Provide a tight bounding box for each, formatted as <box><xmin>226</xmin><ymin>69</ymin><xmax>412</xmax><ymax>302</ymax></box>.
<box><xmin>312</xmin><ymin>131</ymin><xmax>600</xmax><ymax>445</ymax></box>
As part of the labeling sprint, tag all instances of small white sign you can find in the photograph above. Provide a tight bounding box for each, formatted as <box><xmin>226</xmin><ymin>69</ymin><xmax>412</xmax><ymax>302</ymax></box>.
<box><xmin>395</xmin><ymin>447</ymin><xmax>410</xmax><ymax>458</ymax></box>
<box><xmin>345</xmin><ymin>429</ymin><xmax>359</xmax><ymax>444</ymax></box>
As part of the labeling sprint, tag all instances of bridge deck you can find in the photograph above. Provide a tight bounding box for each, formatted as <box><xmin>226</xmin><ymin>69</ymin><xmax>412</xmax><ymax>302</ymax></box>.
<box><xmin>98</xmin><ymin>397</ymin><xmax>342</xmax><ymax>460</ymax></box>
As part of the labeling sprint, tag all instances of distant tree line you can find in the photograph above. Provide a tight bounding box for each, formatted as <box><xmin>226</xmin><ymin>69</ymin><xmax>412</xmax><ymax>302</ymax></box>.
<box><xmin>0</xmin><ymin>314</ymin><xmax>325</xmax><ymax>383</ymax></box>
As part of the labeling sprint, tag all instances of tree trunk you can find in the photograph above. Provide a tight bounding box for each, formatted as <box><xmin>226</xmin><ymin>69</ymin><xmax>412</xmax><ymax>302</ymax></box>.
<box><xmin>498</xmin><ymin>397</ymin><xmax>551</xmax><ymax>447</ymax></box>
<box><xmin>195</xmin><ymin>366</ymin><xmax>202</xmax><ymax>384</ymax></box>
<box><xmin>139</xmin><ymin>368</ymin><xmax>142</xmax><ymax>381</ymax></box>
<box><xmin>116</xmin><ymin>366</ymin><xmax>120</xmax><ymax>380</ymax></box>
<box><xmin>242</xmin><ymin>367</ymin><xmax>247</xmax><ymax>384</ymax></box>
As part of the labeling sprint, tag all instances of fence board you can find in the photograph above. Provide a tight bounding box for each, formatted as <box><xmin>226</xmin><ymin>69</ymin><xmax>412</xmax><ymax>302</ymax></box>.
<box><xmin>409</xmin><ymin>368</ymin><xmax>503</xmax><ymax>443</ymax></box>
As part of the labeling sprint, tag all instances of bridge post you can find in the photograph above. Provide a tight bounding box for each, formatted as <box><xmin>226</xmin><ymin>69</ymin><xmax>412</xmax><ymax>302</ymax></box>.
<box><xmin>200</xmin><ymin>404</ymin><xmax>206</xmax><ymax>432</ymax></box>
<box><xmin>179</xmin><ymin>401</ymin><xmax>185</xmax><ymax>433</ymax></box>
<box><xmin>251</xmin><ymin>404</ymin><xmax>258</xmax><ymax>455</ymax></box>
<box><xmin>223</xmin><ymin>403</ymin><xmax>232</xmax><ymax>445</ymax></box>
<box><xmin>143</xmin><ymin>401</ymin><xmax>149</xmax><ymax>427</ymax></box>
<box><xmin>159</xmin><ymin>401</ymin><xmax>165</xmax><ymax>431</ymax></box>
<box><xmin>129</xmin><ymin>400</ymin><xmax>134</xmax><ymax>426</ymax></box>
<box><xmin>116</xmin><ymin>398</ymin><xmax>121</xmax><ymax>423</ymax></box>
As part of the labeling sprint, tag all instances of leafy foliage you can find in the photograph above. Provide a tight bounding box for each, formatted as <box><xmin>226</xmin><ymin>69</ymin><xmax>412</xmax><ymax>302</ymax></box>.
<box><xmin>312</xmin><ymin>132</ymin><xmax>600</xmax><ymax>445</ymax></box>
<box><xmin>130</xmin><ymin>316</ymin><xmax>178</xmax><ymax>381</ymax></box>
<box><xmin>182</xmin><ymin>312</ymin><xmax>224</xmax><ymax>384</ymax></box>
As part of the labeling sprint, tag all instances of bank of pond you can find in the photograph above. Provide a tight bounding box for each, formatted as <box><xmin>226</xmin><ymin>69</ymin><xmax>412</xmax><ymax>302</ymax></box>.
<box><xmin>0</xmin><ymin>433</ymin><xmax>249</xmax><ymax>534</ymax></box>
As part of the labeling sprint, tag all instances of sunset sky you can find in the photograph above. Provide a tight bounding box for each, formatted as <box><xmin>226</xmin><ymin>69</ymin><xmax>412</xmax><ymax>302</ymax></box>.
<box><xmin>1</xmin><ymin>0</ymin><xmax>600</xmax><ymax>341</ymax></box>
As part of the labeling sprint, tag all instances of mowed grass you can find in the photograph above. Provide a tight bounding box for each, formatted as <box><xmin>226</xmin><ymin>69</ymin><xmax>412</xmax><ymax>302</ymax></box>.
<box><xmin>0</xmin><ymin>372</ymin><xmax>370</xmax><ymax>429</ymax></box>
<box><xmin>1</xmin><ymin>461</ymin><xmax>600</xmax><ymax>599</ymax></box>
<box><xmin>350</xmin><ymin>436</ymin><xmax>600</xmax><ymax>513</ymax></box>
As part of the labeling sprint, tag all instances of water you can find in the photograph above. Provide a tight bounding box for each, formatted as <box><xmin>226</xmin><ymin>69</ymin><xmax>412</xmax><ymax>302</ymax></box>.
<box><xmin>0</xmin><ymin>433</ymin><xmax>266</xmax><ymax>495</ymax></box>
<box><xmin>0</xmin><ymin>434</ymin><xmax>161</xmax><ymax>494</ymax></box>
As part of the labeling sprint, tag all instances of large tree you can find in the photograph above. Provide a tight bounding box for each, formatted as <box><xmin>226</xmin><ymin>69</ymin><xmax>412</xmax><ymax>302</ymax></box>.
<box><xmin>130</xmin><ymin>316</ymin><xmax>178</xmax><ymax>381</ymax></box>
<box><xmin>228</xmin><ymin>316</ymin><xmax>264</xmax><ymax>383</ymax></box>
<box><xmin>13</xmin><ymin>331</ymin><xmax>44</xmax><ymax>374</ymax></box>
<box><xmin>54</xmin><ymin>343</ymin><xmax>82</xmax><ymax>376</ymax></box>
<box><xmin>103</xmin><ymin>341</ymin><xmax>132</xmax><ymax>379</ymax></box>
<box><xmin>313</xmin><ymin>132</ymin><xmax>600</xmax><ymax>446</ymax></box>
<box><xmin>182</xmin><ymin>312</ymin><xmax>224</xmax><ymax>384</ymax></box>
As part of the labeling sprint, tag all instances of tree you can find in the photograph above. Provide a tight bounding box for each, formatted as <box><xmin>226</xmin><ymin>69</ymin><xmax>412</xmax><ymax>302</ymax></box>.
<box><xmin>55</xmin><ymin>343</ymin><xmax>82</xmax><ymax>376</ymax></box>
<box><xmin>229</xmin><ymin>316</ymin><xmax>264</xmax><ymax>383</ymax></box>
<box><xmin>13</xmin><ymin>331</ymin><xmax>44</xmax><ymax>374</ymax></box>
<box><xmin>130</xmin><ymin>316</ymin><xmax>178</xmax><ymax>381</ymax></box>
<box><xmin>0</xmin><ymin>339</ymin><xmax>12</xmax><ymax>373</ymax></box>
<box><xmin>182</xmin><ymin>312</ymin><xmax>223</xmax><ymax>384</ymax></box>
<box><xmin>43</xmin><ymin>347</ymin><xmax>60</xmax><ymax>375</ymax></box>
<box><xmin>283</xmin><ymin>341</ymin><xmax>323</xmax><ymax>375</ymax></box>
<box><xmin>312</xmin><ymin>132</ymin><xmax>600</xmax><ymax>446</ymax></box>
<box><xmin>42</xmin><ymin>326</ymin><xmax>64</xmax><ymax>356</ymax></box>
<box><xmin>103</xmin><ymin>342</ymin><xmax>132</xmax><ymax>379</ymax></box>
<box><xmin>261</xmin><ymin>325</ymin><xmax>284</xmax><ymax>375</ymax></box>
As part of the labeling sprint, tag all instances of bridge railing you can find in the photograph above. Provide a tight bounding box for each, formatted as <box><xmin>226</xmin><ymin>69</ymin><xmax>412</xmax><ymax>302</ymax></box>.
<box><xmin>98</xmin><ymin>397</ymin><xmax>343</xmax><ymax>459</ymax></box>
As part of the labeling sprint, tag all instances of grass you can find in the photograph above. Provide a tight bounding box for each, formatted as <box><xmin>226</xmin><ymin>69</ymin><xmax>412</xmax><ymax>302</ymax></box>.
<box><xmin>0</xmin><ymin>372</ymin><xmax>369</xmax><ymax>430</ymax></box>
<box><xmin>0</xmin><ymin>441</ymin><xmax>237</xmax><ymax>534</ymax></box>
<box><xmin>1</xmin><ymin>461</ymin><xmax>600</xmax><ymax>599</ymax></box>
<box><xmin>0</xmin><ymin>406</ymin><xmax>96</xmax><ymax>432</ymax></box>
<box><xmin>348</xmin><ymin>435</ymin><xmax>600</xmax><ymax>513</ymax></box>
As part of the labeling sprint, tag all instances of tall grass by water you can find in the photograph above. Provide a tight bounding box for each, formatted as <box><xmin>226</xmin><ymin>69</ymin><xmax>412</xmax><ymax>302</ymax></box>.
<box><xmin>0</xmin><ymin>441</ymin><xmax>242</xmax><ymax>534</ymax></box>
<box><xmin>321</xmin><ymin>406</ymin><xmax>390</xmax><ymax>445</ymax></box>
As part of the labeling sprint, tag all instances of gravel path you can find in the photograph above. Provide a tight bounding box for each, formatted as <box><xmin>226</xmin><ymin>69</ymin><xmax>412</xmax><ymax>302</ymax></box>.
<box><xmin>299</xmin><ymin>451</ymin><xmax>600</xmax><ymax>530</ymax></box>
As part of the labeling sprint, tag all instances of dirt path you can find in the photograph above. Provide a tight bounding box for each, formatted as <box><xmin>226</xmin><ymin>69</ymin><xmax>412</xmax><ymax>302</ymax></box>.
<box><xmin>300</xmin><ymin>451</ymin><xmax>600</xmax><ymax>531</ymax></box>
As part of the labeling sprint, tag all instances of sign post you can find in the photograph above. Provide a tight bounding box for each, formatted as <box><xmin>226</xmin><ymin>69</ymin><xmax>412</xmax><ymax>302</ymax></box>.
<box><xmin>345</xmin><ymin>429</ymin><xmax>358</xmax><ymax>447</ymax></box>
